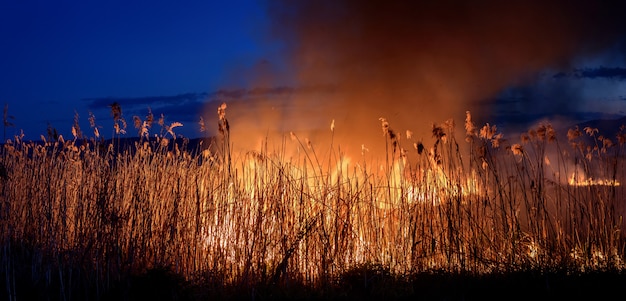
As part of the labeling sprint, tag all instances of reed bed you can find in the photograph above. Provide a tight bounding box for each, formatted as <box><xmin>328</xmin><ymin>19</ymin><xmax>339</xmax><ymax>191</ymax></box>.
<box><xmin>0</xmin><ymin>106</ymin><xmax>624</xmax><ymax>299</ymax></box>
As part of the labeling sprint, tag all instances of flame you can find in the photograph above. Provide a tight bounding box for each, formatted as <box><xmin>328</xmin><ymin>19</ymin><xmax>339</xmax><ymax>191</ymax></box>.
<box><xmin>568</xmin><ymin>173</ymin><xmax>620</xmax><ymax>187</ymax></box>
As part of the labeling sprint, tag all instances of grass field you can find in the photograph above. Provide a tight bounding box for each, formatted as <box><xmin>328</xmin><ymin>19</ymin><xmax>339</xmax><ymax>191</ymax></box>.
<box><xmin>1</xmin><ymin>105</ymin><xmax>624</xmax><ymax>300</ymax></box>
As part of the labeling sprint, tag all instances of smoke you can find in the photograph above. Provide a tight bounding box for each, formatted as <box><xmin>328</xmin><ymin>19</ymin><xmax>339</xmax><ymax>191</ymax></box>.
<box><xmin>216</xmin><ymin>0</ymin><xmax>626</xmax><ymax>159</ymax></box>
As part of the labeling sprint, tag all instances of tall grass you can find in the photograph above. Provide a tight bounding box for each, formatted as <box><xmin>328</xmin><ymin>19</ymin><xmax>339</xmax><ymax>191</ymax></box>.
<box><xmin>0</xmin><ymin>105</ymin><xmax>624</xmax><ymax>299</ymax></box>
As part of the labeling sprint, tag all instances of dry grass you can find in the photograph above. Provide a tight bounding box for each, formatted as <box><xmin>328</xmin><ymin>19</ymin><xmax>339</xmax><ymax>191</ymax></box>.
<box><xmin>0</xmin><ymin>106</ymin><xmax>624</xmax><ymax>299</ymax></box>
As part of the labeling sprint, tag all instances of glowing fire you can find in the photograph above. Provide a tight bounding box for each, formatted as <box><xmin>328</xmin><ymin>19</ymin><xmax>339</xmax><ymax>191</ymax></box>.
<box><xmin>568</xmin><ymin>173</ymin><xmax>621</xmax><ymax>187</ymax></box>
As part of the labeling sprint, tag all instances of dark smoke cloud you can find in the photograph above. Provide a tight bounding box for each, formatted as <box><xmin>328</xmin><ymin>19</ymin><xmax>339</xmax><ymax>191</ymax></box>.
<box><xmin>222</xmin><ymin>0</ymin><xmax>626</xmax><ymax>158</ymax></box>
<box><xmin>488</xmin><ymin>77</ymin><xmax>587</xmax><ymax>134</ymax></box>
<box><xmin>83</xmin><ymin>93</ymin><xmax>207</xmax><ymax>110</ymax></box>
<box><xmin>571</xmin><ymin>67</ymin><xmax>626</xmax><ymax>80</ymax></box>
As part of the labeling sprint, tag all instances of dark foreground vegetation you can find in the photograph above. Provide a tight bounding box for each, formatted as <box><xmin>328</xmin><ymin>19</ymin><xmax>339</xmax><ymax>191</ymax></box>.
<box><xmin>4</xmin><ymin>255</ymin><xmax>625</xmax><ymax>300</ymax></box>
<box><xmin>1</xmin><ymin>106</ymin><xmax>625</xmax><ymax>300</ymax></box>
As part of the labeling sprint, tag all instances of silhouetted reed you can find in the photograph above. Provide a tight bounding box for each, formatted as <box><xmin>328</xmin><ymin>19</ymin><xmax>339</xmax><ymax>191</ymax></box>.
<box><xmin>0</xmin><ymin>106</ymin><xmax>624</xmax><ymax>299</ymax></box>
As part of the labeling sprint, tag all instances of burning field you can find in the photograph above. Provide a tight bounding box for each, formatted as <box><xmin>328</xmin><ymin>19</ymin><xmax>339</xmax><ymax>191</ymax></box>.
<box><xmin>0</xmin><ymin>103</ymin><xmax>625</xmax><ymax>299</ymax></box>
<box><xmin>3</xmin><ymin>0</ymin><xmax>626</xmax><ymax>299</ymax></box>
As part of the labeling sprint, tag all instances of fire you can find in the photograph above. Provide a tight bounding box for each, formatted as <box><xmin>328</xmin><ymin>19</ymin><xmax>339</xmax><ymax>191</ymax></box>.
<box><xmin>4</xmin><ymin>104</ymin><xmax>626</xmax><ymax>291</ymax></box>
<box><xmin>405</xmin><ymin>167</ymin><xmax>481</xmax><ymax>207</ymax></box>
<box><xmin>568</xmin><ymin>173</ymin><xmax>621</xmax><ymax>187</ymax></box>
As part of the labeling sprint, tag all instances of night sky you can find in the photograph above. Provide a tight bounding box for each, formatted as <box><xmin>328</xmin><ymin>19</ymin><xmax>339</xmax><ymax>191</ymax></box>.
<box><xmin>1</xmin><ymin>0</ymin><xmax>278</xmax><ymax>140</ymax></box>
<box><xmin>2</xmin><ymin>0</ymin><xmax>626</xmax><ymax>150</ymax></box>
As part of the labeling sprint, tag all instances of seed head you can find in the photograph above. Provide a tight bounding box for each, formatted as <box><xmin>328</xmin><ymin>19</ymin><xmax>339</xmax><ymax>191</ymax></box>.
<box><xmin>133</xmin><ymin>116</ymin><xmax>142</xmax><ymax>130</ymax></box>
<box><xmin>166</xmin><ymin>122</ymin><xmax>183</xmax><ymax>138</ymax></box>
<box><xmin>146</xmin><ymin>108</ymin><xmax>154</xmax><ymax>128</ymax></box>
<box><xmin>72</xmin><ymin>111</ymin><xmax>82</xmax><ymax>140</ymax></box>
<box><xmin>584</xmin><ymin>127</ymin><xmax>598</xmax><ymax>137</ymax></box>
<box><xmin>110</xmin><ymin>102</ymin><xmax>122</xmax><ymax>122</ymax></box>
<box><xmin>379</xmin><ymin>117</ymin><xmax>389</xmax><ymax>136</ymax></box>
<box><xmin>567</xmin><ymin>127</ymin><xmax>581</xmax><ymax>142</ymax></box>
<box><xmin>217</xmin><ymin>103</ymin><xmax>229</xmax><ymax>136</ymax></box>
<box><xmin>198</xmin><ymin>117</ymin><xmax>206</xmax><ymax>133</ymax></box>
<box><xmin>536</xmin><ymin>124</ymin><xmax>547</xmax><ymax>141</ymax></box>
<box><xmin>88</xmin><ymin>111</ymin><xmax>96</xmax><ymax>128</ymax></box>
<box><xmin>479</xmin><ymin>123</ymin><xmax>497</xmax><ymax>140</ymax></box>
<box><xmin>158</xmin><ymin>114</ymin><xmax>165</xmax><ymax>127</ymax></box>
<box><xmin>432</xmin><ymin>124</ymin><xmax>445</xmax><ymax>140</ymax></box>
<box><xmin>444</xmin><ymin>118</ymin><xmax>455</xmax><ymax>132</ymax></box>
<box><xmin>491</xmin><ymin>133</ymin><xmax>503</xmax><ymax>148</ymax></box>
<box><xmin>511</xmin><ymin>143</ymin><xmax>523</xmax><ymax>156</ymax></box>
<box><xmin>415</xmin><ymin>142</ymin><xmax>424</xmax><ymax>155</ymax></box>
<box><xmin>465</xmin><ymin>111</ymin><xmax>476</xmax><ymax>138</ymax></box>
<box><xmin>218</xmin><ymin>103</ymin><xmax>227</xmax><ymax>121</ymax></box>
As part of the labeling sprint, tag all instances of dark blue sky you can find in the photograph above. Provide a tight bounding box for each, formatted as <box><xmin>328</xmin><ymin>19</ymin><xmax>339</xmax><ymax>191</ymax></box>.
<box><xmin>2</xmin><ymin>0</ymin><xmax>626</xmax><ymax>143</ymax></box>
<box><xmin>1</xmin><ymin>0</ymin><xmax>279</xmax><ymax>139</ymax></box>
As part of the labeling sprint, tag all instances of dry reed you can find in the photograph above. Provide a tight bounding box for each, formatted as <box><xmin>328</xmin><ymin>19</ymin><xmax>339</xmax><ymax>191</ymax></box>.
<box><xmin>0</xmin><ymin>106</ymin><xmax>624</xmax><ymax>299</ymax></box>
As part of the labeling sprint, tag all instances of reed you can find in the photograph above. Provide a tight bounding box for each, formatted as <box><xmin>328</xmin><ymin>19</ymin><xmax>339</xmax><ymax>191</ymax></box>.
<box><xmin>0</xmin><ymin>105</ymin><xmax>624</xmax><ymax>299</ymax></box>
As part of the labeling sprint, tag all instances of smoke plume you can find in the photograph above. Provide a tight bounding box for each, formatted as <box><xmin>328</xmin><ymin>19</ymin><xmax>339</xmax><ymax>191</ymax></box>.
<box><xmin>218</xmin><ymin>0</ymin><xmax>626</xmax><ymax>159</ymax></box>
